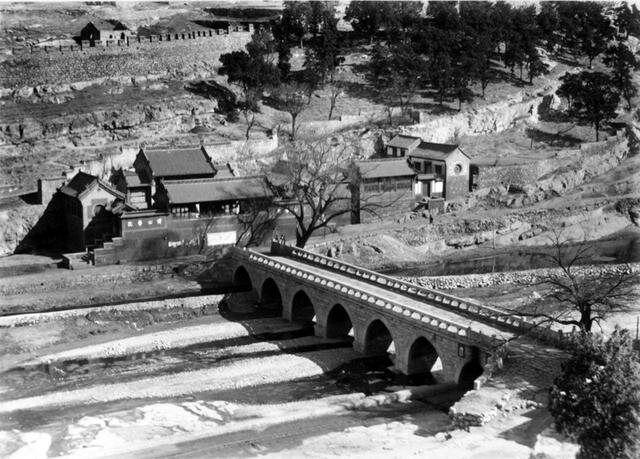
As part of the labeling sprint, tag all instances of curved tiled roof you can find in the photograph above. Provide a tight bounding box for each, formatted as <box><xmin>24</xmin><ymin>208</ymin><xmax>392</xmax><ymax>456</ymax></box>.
<box><xmin>142</xmin><ymin>147</ymin><xmax>215</xmax><ymax>178</ymax></box>
<box><xmin>356</xmin><ymin>158</ymin><xmax>416</xmax><ymax>179</ymax></box>
<box><xmin>162</xmin><ymin>176</ymin><xmax>272</xmax><ymax>204</ymax></box>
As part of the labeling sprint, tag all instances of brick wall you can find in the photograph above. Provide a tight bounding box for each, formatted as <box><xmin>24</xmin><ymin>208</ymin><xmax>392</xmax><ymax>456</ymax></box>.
<box><xmin>93</xmin><ymin>212</ymin><xmax>297</xmax><ymax>265</ymax></box>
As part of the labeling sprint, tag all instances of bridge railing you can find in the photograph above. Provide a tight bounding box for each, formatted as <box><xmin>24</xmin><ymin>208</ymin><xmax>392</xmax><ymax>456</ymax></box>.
<box><xmin>235</xmin><ymin>247</ymin><xmax>504</xmax><ymax>348</ymax></box>
<box><xmin>269</xmin><ymin>241</ymin><xmax>568</xmax><ymax>348</ymax></box>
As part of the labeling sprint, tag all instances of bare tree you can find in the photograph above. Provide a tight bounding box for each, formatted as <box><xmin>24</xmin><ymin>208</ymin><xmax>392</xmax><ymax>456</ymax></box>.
<box><xmin>235</xmin><ymin>199</ymin><xmax>281</xmax><ymax>248</ymax></box>
<box><xmin>265</xmin><ymin>136</ymin><xmax>402</xmax><ymax>248</ymax></box>
<box><xmin>327</xmin><ymin>80</ymin><xmax>343</xmax><ymax>120</ymax></box>
<box><xmin>272</xmin><ymin>82</ymin><xmax>309</xmax><ymax>140</ymax></box>
<box><xmin>507</xmin><ymin>230</ymin><xmax>639</xmax><ymax>333</ymax></box>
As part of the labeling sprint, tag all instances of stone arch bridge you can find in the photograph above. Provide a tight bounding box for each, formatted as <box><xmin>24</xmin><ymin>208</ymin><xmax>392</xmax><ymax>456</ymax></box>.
<box><xmin>229</xmin><ymin>241</ymin><xmax>563</xmax><ymax>387</ymax></box>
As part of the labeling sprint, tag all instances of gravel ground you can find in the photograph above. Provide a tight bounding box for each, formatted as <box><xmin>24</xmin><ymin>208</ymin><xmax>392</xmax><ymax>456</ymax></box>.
<box><xmin>0</xmin><ymin>348</ymin><xmax>360</xmax><ymax>414</ymax></box>
<box><xmin>8</xmin><ymin>317</ymin><xmax>304</xmax><ymax>370</ymax></box>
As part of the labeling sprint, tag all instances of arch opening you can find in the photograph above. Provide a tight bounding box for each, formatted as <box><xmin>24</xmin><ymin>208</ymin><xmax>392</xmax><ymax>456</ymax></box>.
<box><xmin>364</xmin><ymin>319</ymin><xmax>396</xmax><ymax>358</ymax></box>
<box><xmin>326</xmin><ymin>304</ymin><xmax>354</xmax><ymax>343</ymax></box>
<box><xmin>406</xmin><ymin>336</ymin><xmax>443</xmax><ymax>384</ymax></box>
<box><xmin>458</xmin><ymin>346</ymin><xmax>484</xmax><ymax>390</ymax></box>
<box><xmin>291</xmin><ymin>290</ymin><xmax>315</xmax><ymax>324</ymax></box>
<box><xmin>260</xmin><ymin>278</ymin><xmax>283</xmax><ymax>314</ymax></box>
<box><xmin>232</xmin><ymin>266</ymin><xmax>252</xmax><ymax>291</ymax></box>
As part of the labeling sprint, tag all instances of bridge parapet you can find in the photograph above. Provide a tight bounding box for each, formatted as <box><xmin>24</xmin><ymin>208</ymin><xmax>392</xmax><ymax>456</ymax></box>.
<box><xmin>269</xmin><ymin>241</ymin><xmax>568</xmax><ymax>348</ymax></box>
<box><xmin>234</xmin><ymin>247</ymin><xmax>503</xmax><ymax>349</ymax></box>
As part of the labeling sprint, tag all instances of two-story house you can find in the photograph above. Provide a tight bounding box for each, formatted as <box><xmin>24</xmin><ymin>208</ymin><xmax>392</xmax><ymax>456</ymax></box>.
<box><xmin>386</xmin><ymin>134</ymin><xmax>471</xmax><ymax>202</ymax></box>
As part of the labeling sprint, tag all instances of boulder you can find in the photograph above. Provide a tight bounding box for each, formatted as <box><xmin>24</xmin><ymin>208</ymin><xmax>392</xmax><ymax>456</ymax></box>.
<box><xmin>530</xmin><ymin>427</ymin><xmax>579</xmax><ymax>459</ymax></box>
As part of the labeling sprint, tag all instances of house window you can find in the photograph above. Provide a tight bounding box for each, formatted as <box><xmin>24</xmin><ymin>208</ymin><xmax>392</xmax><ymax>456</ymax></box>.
<box><xmin>454</xmin><ymin>163</ymin><xmax>463</xmax><ymax>174</ymax></box>
<box><xmin>363</xmin><ymin>180</ymin><xmax>379</xmax><ymax>193</ymax></box>
<box><xmin>382</xmin><ymin>178</ymin><xmax>396</xmax><ymax>191</ymax></box>
<box><xmin>434</xmin><ymin>164</ymin><xmax>443</xmax><ymax>176</ymax></box>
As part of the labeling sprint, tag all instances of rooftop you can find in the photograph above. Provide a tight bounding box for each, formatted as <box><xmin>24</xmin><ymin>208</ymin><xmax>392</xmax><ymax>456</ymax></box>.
<box><xmin>60</xmin><ymin>171</ymin><xmax>124</xmax><ymax>199</ymax></box>
<box><xmin>141</xmin><ymin>146</ymin><xmax>215</xmax><ymax>178</ymax></box>
<box><xmin>409</xmin><ymin>142</ymin><xmax>460</xmax><ymax>161</ymax></box>
<box><xmin>213</xmin><ymin>163</ymin><xmax>236</xmax><ymax>179</ymax></box>
<box><xmin>123</xmin><ymin>170</ymin><xmax>149</xmax><ymax>188</ymax></box>
<box><xmin>387</xmin><ymin>135</ymin><xmax>421</xmax><ymax>150</ymax></box>
<box><xmin>162</xmin><ymin>176</ymin><xmax>272</xmax><ymax>205</ymax></box>
<box><xmin>356</xmin><ymin>158</ymin><xmax>416</xmax><ymax>179</ymax></box>
<box><xmin>86</xmin><ymin>19</ymin><xmax>128</xmax><ymax>31</ymax></box>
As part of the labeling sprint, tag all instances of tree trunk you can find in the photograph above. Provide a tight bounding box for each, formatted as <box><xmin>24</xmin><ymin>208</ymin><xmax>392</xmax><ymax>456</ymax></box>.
<box><xmin>579</xmin><ymin>307</ymin><xmax>593</xmax><ymax>332</ymax></box>
<box><xmin>295</xmin><ymin>230</ymin><xmax>310</xmax><ymax>248</ymax></box>
<box><xmin>291</xmin><ymin>113</ymin><xmax>298</xmax><ymax>140</ymax></box>
<box><xmin>328</xmin><ymin>97</ymin><xmax>336</xmax><ymax>120</ymax></box>
<box><xmin>595</xmin><ymin>122</ymin><xmax>600</xmax><ymax>141</ymax></box>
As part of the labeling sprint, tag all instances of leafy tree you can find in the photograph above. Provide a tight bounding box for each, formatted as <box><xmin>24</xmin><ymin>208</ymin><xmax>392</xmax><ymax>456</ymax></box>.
<box><xmin>344</xmin><ymin>1</ymin><xmax>387</xmax><ymax>39</ymax></box>
<box><xmin>536</xmin><ymin>1</ymin><xmax>560</xmax><ymax>52</ymax></box>
<box><xmin>614</xmin><ymin>3</ymin><xmax>640</xmax><ymax>38</ymax></box>
<box><xmin>426</xmin><ymin>1</ymin><xmax>461</xmax><ymax>32</ymax></box>
<box><xmin>277</xmin><ymin>1</ymin><xmax>312</xmax><ymax>48</ymax></box>
<box><xmin>307</xmin><ymin>1</ymin><xmax>339</xmax><ymax>37</ymax></box>
<box><xmin>271</xmin><ymin>1</ymin><xmax>313</xmax><ymax>78</ymax></box>
<box><xmin>557</xmin><ymin>2</ymin><xmax>615</xmax><ymax>67</ymax></box>
<box><xmin>219</xmin><ymin>30</ymin><xmax>280</xmax><ymax>138</ymax></box>
<box><xmin>305</xmin><ymin>14</ymin><xmax>343</xmax><ymax>84</ymax></box>
<box><xmin>526</xmin><ymin>44</ymin><xmax>549</xmax><ymax>84</ymax></box>
<box><xmin>368</xmin><ymin>43</ymin><xmax>427</xmax><ymax>121</ymax></box>
<box><xmin>603</xmin><ymin>42</ymin><xmax>640</xmax><ymax>110</ymax></box>
<box><xmin>452</xmin><ymin>66</ymin><xmax>473</xmax><ymax>110</ymax></box>
<box><xmin>460</xmin><ymin>2</ymin><xmax>497</xmax><ymax>97</ymax></box>
<box><xmin>511</xmin><ymin>231</ymin><xmax>638</xmax><ymax>332</ymax></box>
<box><xmin>490</xmin><ymin>1</ymin><xmax>514</xmax><ymax>61</ymax></box>
<box><xmin>549</xmin><ymin>328</ymin><xmax>640</xmax><ymax>459</ymax></box>
<box><xmin>557</xmin><ymin>71</ymin><xmax>620</xmax><ymax>141</ymax></box>
<box><xmin>385</xmin><ymin>1</ymin><xmax>423</xmax><ymax>44</ymax></box>
<box><xmin>504</xmin><ymin>6</ymin><xmax>539</xmax><ymax>81</ymax></box>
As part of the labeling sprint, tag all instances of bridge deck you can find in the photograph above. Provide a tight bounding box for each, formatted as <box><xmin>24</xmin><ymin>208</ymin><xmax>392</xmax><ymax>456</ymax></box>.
<box><xmin>271</xmin><ymin>256</ymin><xmax>515</xmax><ymax>341</ymax></box>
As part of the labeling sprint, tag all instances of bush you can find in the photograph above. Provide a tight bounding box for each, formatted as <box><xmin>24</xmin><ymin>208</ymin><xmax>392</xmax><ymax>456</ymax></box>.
<box><xmin>549</xmin><ymin>328</ymin><xmax>640</xmax><ymax>459</ymax></box>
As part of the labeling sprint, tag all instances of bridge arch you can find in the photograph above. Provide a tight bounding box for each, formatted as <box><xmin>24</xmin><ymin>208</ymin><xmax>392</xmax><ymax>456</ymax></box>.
<box><xmin>363</xmin><ymin>318</ymin><xmax>396</xmax><ymax>358</ymax></box>
<box><xmin>457</xmin><ymin>346</ymin><xmax>484</xmax><ymax>390</ymax></box>
<box><xmin>406</xmin><ymin>336</ymin><xmax>443</xmax><ymax>378</ymax></box>
<box><xmin>260</xmin><ymin>278</ymin><xmax>283</xmax><ymax>314</ymax></box>
<box><xmin>291</xmin><ymin>290</ymin><xmax>316</xmax><ymax>324</ymax></box>
<box><xmin>325</xmin><ymin>303</ymin><xmax>354</xmax><ymax>342</ymax></box>
<box><xmin>232</xmin><ymin>266</ymin><xmax>252</xmax><ymax>291</ymax></box>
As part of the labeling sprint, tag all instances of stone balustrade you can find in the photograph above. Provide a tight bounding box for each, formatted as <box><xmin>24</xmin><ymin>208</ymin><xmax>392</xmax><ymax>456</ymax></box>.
<box><xmin>235</xmin><ymin>248</ymin><xmax>506</xmax><ymax>348</ymax></box>
<box><xmin>268</xmin><ymin>241</ymin><xmax>568</xmax><ymax>348</ymax></box>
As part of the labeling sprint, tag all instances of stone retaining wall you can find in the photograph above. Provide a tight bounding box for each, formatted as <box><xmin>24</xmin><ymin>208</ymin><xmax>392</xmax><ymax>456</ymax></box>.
<box><xmin>404</xmin><ymin>262</ymin><xmax>640</xmax><ymax>290</ymax></box>
<box><xmin>0</xmin><ymin>293</ymin><xmax>223</xmax><ymax>327</ymax></box>
<box><xmin>0</xmin><ymin>264</ymin><xmax>172</xmax><ymax>297</ymax></box>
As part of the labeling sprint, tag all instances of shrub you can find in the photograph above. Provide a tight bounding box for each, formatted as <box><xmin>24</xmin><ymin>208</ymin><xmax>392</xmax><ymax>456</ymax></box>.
<box><xmin>549</xmin><ymin>328</ymin><xmax>640</xmax><ymax>458</ymax></box>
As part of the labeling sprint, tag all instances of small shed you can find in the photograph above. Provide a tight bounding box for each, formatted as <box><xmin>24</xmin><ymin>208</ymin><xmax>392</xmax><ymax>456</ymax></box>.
<box><xmin>80</xmin><ymin>20</ymin><xmax>130</xmax><ymax>45</ymax></box>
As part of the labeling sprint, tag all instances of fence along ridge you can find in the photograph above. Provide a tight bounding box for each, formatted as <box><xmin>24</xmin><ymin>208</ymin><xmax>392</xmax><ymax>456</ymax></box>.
<box><xmin>13</xmin><ymin>24</ymin><xmax>253</xmax><ymax>56</ymax></box>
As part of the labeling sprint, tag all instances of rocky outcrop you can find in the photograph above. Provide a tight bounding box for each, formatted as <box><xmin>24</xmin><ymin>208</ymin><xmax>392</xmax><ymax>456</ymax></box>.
<box><xmin>0</xmin><ymin>203</ymin><xmax>44</xmax><ymax>257</ymax></box>
<box><xmin>0</xmin><ymin>96</ymin><xmax>219</xmax><ymax>144</ymax></box>
<box><xmin>521</xmin><ymin>137</ymin><xmax>628</xmax><ymax>204</ymax></box>
<box><xmin>401</xmin><ymin>84</ymin><xmax>559</xmax><ymax>143</ymax></box>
